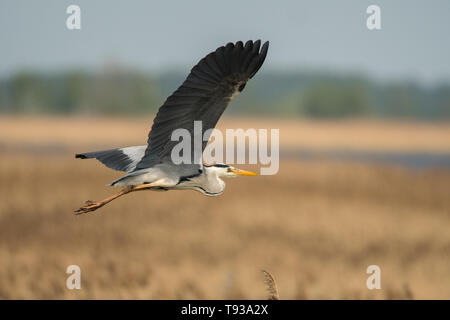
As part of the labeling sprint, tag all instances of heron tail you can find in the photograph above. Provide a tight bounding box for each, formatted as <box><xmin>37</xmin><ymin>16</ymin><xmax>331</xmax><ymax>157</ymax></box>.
<box><xmin>75</xmin><ymin>146</ymin><xmax>146</xmax><ymax>172</ymax></box>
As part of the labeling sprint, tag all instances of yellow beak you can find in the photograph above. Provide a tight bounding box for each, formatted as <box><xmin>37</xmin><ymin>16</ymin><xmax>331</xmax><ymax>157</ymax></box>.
<box><xmin>231</xmin><ymin>168</ymin><xmax>259</xmax><ymax>176</ymax></box>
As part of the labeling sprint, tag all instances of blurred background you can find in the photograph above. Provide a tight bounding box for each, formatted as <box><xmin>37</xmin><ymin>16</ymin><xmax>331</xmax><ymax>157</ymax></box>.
<box><xmin>0</xmin><ymin>0</ymin><xmax>449</xmax><ymax>299</ymax></box>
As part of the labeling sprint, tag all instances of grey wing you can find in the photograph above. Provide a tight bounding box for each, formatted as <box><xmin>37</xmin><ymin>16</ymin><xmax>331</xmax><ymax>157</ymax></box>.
<box><xmin>134</xmin><ymin>40</ymin><xmax>269</xmax><ymax>175</ymax></box>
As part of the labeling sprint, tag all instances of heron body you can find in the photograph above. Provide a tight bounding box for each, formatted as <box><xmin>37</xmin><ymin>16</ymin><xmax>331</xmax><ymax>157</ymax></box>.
<box><xmin>75</xmin><ymin>40</ymin><xmax>269</xmax><ymax>214</ymax></box>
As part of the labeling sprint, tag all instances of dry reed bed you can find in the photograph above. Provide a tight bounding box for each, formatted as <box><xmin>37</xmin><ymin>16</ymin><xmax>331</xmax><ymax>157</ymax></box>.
<box><xmin>0</xmin><ymin>153</ymin><xmax>449</xmax><ymax>299</ymax></box>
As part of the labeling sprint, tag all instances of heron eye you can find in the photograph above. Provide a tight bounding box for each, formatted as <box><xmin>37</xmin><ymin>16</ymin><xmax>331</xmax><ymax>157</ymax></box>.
<box><xmin>227</xmin><ymin>168</ymin><xmax>232</xmax><ymax>173</ymax></box>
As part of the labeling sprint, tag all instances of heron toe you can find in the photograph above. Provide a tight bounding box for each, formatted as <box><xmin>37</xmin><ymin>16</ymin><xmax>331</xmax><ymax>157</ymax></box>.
<box><xmin>74</xmin><ymin>201</ymin><xmax>104</xmax><ymax>215</ymax></box>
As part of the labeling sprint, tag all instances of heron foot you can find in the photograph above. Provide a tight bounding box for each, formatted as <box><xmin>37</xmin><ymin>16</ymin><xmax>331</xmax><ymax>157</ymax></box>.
<box><xmin>74</xmin><ymin>200</ymin><xmax>104</xmax><ymax>215</ymax></box>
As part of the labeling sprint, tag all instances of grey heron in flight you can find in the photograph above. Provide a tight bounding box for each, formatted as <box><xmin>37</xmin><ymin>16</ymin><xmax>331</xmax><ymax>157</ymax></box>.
<box><xmin>75</xmin><ymin>40</ymin><xmax>269</xmax><ymax>214</ymax></box>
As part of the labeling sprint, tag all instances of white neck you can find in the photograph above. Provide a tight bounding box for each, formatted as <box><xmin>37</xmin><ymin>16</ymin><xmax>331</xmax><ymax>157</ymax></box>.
<box><xmin>174</xmin><ymin>167</ymin><xmax>225</xmax><ymax>196</ymax></box>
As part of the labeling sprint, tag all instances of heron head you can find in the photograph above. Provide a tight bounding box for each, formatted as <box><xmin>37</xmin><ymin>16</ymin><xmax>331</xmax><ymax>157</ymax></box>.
<box><xmin>207</xmin><ymin>164</ymin><xmax>258</xmax><ymax>178</ymax></box>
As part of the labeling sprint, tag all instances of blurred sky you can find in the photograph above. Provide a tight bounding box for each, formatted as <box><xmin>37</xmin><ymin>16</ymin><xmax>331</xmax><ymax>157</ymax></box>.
<box><xmin>1</xmin><ymin>0</ymin><xmax>449</xmax><ymax>84</ymax></box>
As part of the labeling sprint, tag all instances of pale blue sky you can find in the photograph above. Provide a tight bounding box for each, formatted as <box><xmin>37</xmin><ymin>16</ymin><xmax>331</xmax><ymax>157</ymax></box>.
<box><xmin>1</xmin><ymin>0</ymin><xmax>449</xmax><ymax>84</ymax></box>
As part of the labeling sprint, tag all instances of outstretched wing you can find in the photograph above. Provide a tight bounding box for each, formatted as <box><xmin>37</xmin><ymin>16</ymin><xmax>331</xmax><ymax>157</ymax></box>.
<box><xmin>134</xmin><ymin>40</ymin><xmax>269</xmax><ymax>172</ymax></box>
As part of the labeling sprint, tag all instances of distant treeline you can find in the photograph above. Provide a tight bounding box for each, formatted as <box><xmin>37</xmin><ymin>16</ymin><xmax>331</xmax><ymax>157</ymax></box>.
<box><xmin>0</xmin><ymin>68</ymin><xmax>449</xmax><ymax>119</ymax></box>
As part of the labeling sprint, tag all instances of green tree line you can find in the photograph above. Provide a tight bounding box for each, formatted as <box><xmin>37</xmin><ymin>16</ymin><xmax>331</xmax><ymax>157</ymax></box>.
<box><xmin>1</xmin><ymin>69</ymin><xmax>449</xmax><ymax>119</ymax></box>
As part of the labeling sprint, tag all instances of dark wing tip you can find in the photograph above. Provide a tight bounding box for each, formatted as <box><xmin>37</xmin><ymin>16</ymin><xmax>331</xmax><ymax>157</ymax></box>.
<box><xmin>190</xmin><ymin>40</ymin><xmax>269</xmax><ymax>80</ymax></box>
<box><xmin>258</xmin><ymin>41</ymin><xmax>270</xmax><ymax>66</ymax></box>
<box><xmin>75</xmin><ymin>154</ymin><xmax>87</xmax><ymax>159</ymax></box>
<box><xmin>225</xmin><ymin>42</ymin><xmax>235</xmax><ymax>50</ymax></box>
<box><xmin>247</xmin><ymin>40</ymin><xmax>269</xmax><ymax>79</ymax></box>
